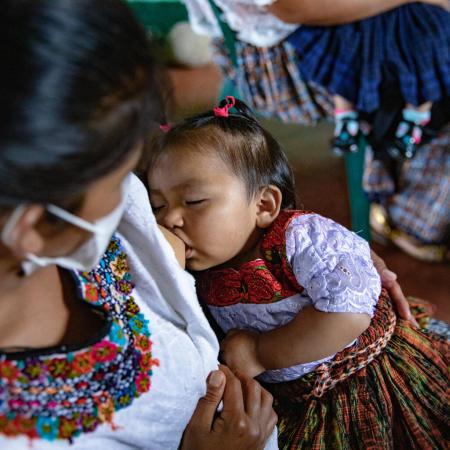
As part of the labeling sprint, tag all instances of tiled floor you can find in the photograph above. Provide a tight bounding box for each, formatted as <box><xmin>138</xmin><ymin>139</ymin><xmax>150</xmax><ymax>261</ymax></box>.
<box><xmin>168</xmin><ymin>64</ymin><xmax>450</xmax><ymax>322</ymax></box>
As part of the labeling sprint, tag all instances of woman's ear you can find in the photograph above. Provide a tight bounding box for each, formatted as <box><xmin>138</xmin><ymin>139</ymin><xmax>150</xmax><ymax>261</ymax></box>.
<box><xmin>255</xmin><ymin>185</ymin><xmax>282</xmax><ymax>229</ymax></box>
<box><xmin>3</xmin><ymin>205</ymin><xmax>46</xmax><ymax>260</ymax></box>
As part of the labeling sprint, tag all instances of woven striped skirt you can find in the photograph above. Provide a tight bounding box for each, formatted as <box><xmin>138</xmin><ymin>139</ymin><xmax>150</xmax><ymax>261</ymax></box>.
<box><xmin>264</xmin><ymin>292</ymin><xmax>449</xmax><ymax>449</ymax></box>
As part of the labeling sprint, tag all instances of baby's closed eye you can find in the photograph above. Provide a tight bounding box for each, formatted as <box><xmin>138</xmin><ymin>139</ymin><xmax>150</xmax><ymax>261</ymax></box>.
<box><xmin>185</xmin><ymin>199</ymin><xmax>208</xmax><ymax>206</ymax></box>
<box><xmin>151</xmin><ymin>204</ymin><xmax>165</xmax><ymax>213</ymax></box>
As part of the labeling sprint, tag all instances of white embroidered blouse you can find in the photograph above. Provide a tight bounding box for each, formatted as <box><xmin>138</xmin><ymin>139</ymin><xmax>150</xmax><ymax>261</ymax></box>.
<box><xmin>182</xmin><ymin>0</ymin><xmax>298</xmax><ymax>47</ymax></box>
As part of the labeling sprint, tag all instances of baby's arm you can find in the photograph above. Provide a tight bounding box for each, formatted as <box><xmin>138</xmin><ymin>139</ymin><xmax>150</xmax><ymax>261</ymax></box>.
<box><xmin>221</xmin><ymin>308</ymin><xmax>370</xmax><ymax>378</ymax></box>
<box><xmin>222</xmin><ymin>214</ymin><xmax>380</xmax><ymax>378</ymax></box>
<box><xmin>267</xmin><ymin>0</ymin><xmax>448</xmax><ymax>25</ymax></box>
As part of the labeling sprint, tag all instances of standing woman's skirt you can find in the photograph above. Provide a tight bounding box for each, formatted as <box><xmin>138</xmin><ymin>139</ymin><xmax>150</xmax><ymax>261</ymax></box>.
<box><xmin>363</xmin><ymin>124</ymin><xmax>450</xmax><ymax>245</ymax></box>
<box><xmin>264</xmin><ymin>291</ymin><xmax>450</xmax><ymax>449</ymax></box>
<box><xmin>287</xmin><ymin>4</ymin><xmax>450</xmax><ymax>113</ymax></box>
<box><xmin>212</xmin><ymin>38</ymin><xmax>333</xmax><ymax>125</ymax></box>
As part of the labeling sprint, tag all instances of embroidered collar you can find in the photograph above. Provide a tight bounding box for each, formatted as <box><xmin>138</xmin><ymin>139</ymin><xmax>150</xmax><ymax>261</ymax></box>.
<box><xmin>0</xmin><ymin>236</ymin><xmax>159</xmax><ymax>443</ymax></box>
<box><xmin>195</xmin><ymin>210</ymin><xmax>308</xmax><ymax>307</ymax></box>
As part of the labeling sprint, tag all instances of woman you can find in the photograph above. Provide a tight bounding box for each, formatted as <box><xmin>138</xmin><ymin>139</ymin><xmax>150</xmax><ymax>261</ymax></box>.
<box><xmin>0</xmin><ymin>1</ymin><xmax>276</xmax><ymax>448</ymax></box>
<box><xmin>0</xmin><ymin>0</ymin><xmax>419</xmax><ymax>448</ymax></box>
<box><xmin>184</xmin><ymin>0</ymin><xmax>448</xmax><ymax>124</ymax></box>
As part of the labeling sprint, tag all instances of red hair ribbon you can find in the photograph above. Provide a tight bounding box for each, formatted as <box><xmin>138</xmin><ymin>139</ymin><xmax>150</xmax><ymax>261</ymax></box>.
<box><xmin>159</xmin><ymin>123</ymin><xmax>171</xmax><ymax>132</ymax></box>
<box><xmin>213</xmin><ymin>96</ymin><xmax>236</xmax><ymax>118</ymax></box>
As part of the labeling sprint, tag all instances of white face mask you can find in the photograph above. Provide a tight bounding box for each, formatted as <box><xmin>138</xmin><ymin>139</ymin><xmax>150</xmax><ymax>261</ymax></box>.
<box><xmin>1</xmin><ymin>175</ymin><xmax>130</xmax><ymax>275</ymax></box>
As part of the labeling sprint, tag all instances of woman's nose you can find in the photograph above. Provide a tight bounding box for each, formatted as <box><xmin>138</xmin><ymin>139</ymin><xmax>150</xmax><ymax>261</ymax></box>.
<box><xmin>162</xmin><ymin>207</ymin><xmax>184</xmax><ymax>229</ymax></box>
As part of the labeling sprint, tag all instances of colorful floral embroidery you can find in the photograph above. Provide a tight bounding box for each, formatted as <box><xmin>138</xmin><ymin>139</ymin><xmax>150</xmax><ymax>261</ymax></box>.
<box><xmin>0</xmin><ymin>236</ymin><xmax>159</xmax><ymax>442</ymax></box>
<box><xmin>196</xmin><ymin>210</ymin><xmax>309</xmax><ymax>307</ymax></box>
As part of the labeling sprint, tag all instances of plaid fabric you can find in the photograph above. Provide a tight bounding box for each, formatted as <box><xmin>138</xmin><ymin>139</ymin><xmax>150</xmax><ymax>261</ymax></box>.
<box><xmin>212</xmin><ymin>38</ymin><xmax>333</xmax><ymax>125</ymax></box>
<box><xmin>264</xmin><ymin>292</ymin><xmax>450</xmax><ymax>450</ymax></box>
<box><xmin>363</xmin><ymin>125</ymin><xmax>450</xmax><ymax>244</ymax></box>
<box><xmin>428</xmin><ymin>319</ymin><xmax>450</xmax><ymax>341</ymax></box>
<box><xmin>287</xmin><ymin>4</ymin><xmax>450</xmax><ymax>113</ymax></box>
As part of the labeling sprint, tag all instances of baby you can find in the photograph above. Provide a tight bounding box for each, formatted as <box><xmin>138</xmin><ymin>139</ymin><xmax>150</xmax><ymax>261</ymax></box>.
<box><xmin>147</xmin><ymin>97</ymin><xmax>449</xmax><ymax>448</ymax></box>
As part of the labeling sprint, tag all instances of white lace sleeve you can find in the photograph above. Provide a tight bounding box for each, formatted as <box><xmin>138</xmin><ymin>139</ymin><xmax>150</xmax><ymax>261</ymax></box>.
<box><xmin>182</xmin><ymin>0</ymin><xmax>223</xmax><ymax>38</ymax></box>
<box><xmin>285</xmin><ymin>214</ymin><xmax>381</xmax><ymax>317</ymax></box>
<box><xmin>183</xmin><ymin>0</ymin><xmax>298</xmax><ymax>46</ymax></box>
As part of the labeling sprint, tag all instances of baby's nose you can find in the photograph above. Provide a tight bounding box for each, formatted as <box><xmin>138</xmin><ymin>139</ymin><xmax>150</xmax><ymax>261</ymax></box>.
<box><xmin>162</xmin><ymin>207</ymin><xmax>184</xmax><ymax>229</ymax></box>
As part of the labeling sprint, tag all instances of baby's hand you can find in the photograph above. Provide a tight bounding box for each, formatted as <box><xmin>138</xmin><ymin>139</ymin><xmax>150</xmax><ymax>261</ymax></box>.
<box><xmin>220</xmin><ymin>329</ymin><xmax>265</xmax><ymax>378</ymax></box>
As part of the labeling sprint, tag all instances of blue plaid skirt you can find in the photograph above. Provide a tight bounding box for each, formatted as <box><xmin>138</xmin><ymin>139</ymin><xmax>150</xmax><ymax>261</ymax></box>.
<box><xmin>287</xmin><ymin>4</ymin><xmax>450</xmax><ymax>113</ymax></box>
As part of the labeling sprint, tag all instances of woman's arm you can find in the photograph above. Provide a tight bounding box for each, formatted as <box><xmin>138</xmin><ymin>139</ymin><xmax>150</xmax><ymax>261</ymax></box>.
<box><xmin>220</xmin><ymin>307</ymin><xmax>370</xmax><ymax>377</ymax></box>
<box><xmin>267</xmin><ymin>0</ymin><xmax>448</xmax><ymax>25</ymax></box>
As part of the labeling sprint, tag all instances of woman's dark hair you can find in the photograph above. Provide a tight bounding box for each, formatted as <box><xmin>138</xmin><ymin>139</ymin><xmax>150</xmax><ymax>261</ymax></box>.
<box><xmin>0</xmin><ymin>0</ymin><xmax>164</xmax><ymax>209</ymax></box>
<box><xmin>150</xmin><ymin>98</ymin><xmax>297</xmax><ymax>209</ymax></box>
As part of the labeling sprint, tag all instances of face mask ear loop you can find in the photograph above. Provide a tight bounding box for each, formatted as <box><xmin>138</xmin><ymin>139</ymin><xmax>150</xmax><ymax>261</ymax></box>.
<box><xmin>1</xmin><ymin>205</ymin><xmax>29</xmax><ymax>246</ymax></box>
<box><xmin>47</xmin><ymin>173</ymin><xmax>130</xmax><ymax>235</ymax></box>
<box><xmin>46</xmin><ymin>204</ymin><xmax>101</xmax><ymax>234</ymax></box>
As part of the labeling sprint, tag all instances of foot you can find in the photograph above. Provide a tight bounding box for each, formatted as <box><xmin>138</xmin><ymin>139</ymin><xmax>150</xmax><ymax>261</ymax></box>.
<box><xmin>331</xmin><ymin>115</ymin><xmax>361</xmax><ymax>156</ymax></box>
<box><xmin>370</xmin><ymin>204</ymin><xmax>449</xmax><ymax>263</ymax></box>
<box><xmin>387</xmin><ymin>119</ymin><xmax>423</xmax><ymax>160</ymax></box>
<box><xmin>390</xmin><ymin>230</ymin><xmax>449</xmax><ymax>263</ymax></box>
<box><xmin>388</xmin><ymin>108</ymin><xmax>431</xmax><ymax>160</ymax></box>
<box><xmin>369</xmin><ymin>203</ymin><xmax>393</xmax><ymax>246</ymax></box>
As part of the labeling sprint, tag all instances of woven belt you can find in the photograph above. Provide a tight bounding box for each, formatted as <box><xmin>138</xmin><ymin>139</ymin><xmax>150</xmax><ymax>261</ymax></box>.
<box><xmin>307</xmin><ymin>295</ymin><xmax>397</xmax><ymax>399</ymax></box>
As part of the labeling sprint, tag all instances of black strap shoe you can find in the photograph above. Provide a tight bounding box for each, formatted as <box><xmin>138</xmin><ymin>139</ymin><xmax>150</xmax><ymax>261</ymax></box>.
<box><xmin>330</xmin><ymin>117</ymin><xmax>361</xmax><ymax>156</ymax></box>
<box><xmin>387</xmin><ymin>119</ymin><xmax>424</xmax><ymax>160</ymax></box>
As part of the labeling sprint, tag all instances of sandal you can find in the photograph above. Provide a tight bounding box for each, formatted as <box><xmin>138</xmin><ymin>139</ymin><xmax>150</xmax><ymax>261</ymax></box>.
<box><xmin>330</xmin><ymin>117</ymin><xmax>361</xmax><ymax>156</ymax></box>
<box><xmin>369</xmin><ymin>203</ymin><xmax>450</xmax><ymax>263</ymax></box>
<box><xmin>387</xmin><ymin>119</ymin><xmax>424</xmax><ymax>160</ymax></box>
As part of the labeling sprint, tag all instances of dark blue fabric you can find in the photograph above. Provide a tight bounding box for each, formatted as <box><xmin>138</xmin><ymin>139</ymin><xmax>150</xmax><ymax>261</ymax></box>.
<box><xmin>287</xmin><ymin>3</ymin><xmax>450</xmax><ymax>113</ymax></box>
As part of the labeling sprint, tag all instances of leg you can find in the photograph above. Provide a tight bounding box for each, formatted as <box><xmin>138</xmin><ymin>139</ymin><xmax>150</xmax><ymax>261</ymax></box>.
<box><xmin>331</xmin><ymin>95</ymin><xmax>361</xmax><ymax>155</ymax></box>
<box><xmin>388</xmin><ymin>102</ymin><xmax>432</xmax><ymax>160</ymax></box>
<box><xmin>334</xmin><ymin>95</ymin><xmax>354</xmax><ymax>112</ymax></box>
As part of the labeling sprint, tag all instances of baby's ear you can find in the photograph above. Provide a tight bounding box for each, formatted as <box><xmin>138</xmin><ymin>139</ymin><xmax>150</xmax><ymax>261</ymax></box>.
<box><xmin>255</xmin><ymin>185</ymin><xmax>282</xmax><ymax>229</ymax></box>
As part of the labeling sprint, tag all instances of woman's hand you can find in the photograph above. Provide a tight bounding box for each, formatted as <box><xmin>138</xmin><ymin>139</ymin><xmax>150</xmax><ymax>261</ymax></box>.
<box><xmin>220</xmin><ymin>330</ymin><xmax>266</xmax><ymax>378</ymax></box>
<box><xmin>181</xmin><ymin>365</ymin><xmax>277</xmax><ymax>450</ymax></box>
<box><xmin>370</xmin><ymin>250</ymin><xmax>419</xmax><ymax>327</ymax></box>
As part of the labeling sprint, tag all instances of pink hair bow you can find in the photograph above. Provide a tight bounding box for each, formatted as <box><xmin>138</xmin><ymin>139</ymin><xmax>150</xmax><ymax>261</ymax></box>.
<box><xmin>159</xmin><ymin>123</ymin><xmax>171</xmax><ymax>132</ymax></box>
<box><xmin>213</xmin><ymin>96</ymin><xmax>236</xmax><ymax>118</ymax></box>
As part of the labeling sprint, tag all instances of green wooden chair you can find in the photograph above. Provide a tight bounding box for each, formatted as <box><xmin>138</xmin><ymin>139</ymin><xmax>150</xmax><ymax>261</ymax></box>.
<box><xmin>127</xmin><ymin>0</ymin><xmax>189</xmax><ymax>39</ymax></box>
<box><xmin>128</xmin><ymin>0</ymin><xmax>371</xmax><ymax>240</ymax></box>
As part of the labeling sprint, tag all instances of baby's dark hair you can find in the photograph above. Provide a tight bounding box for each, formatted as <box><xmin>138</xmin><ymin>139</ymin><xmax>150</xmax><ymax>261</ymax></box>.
<box><xmin>149</xmin><ymin>98</ymin><xmax>297</xmax><ymax>209</ymax></box>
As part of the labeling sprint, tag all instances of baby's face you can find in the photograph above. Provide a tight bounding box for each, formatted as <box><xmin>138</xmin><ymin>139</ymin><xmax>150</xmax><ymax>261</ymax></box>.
<box><xmin>148</xmin><ymin>148</ymin><xmax>261</xmax><ymax>271</ymax></box>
